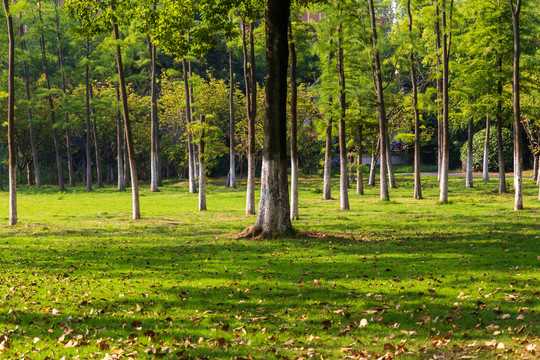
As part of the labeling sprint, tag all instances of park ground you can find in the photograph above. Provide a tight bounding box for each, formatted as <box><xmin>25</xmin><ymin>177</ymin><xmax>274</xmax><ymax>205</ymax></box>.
<box><xmin>0</xmin><ymin>173</ymin><xmax>538</xmax><ymax>359</ymax></box>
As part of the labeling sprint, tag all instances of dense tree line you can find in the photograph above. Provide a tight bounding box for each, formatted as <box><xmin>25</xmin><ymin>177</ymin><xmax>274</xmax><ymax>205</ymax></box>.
<box><xmin>2</xmin><ymin>0</ymin><xmax>539</xmax><ymax>232</ymax></box>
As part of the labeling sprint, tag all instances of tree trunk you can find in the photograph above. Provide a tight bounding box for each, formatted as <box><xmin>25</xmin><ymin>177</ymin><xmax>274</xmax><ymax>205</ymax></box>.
<box><xmin>182</xmin><ymin>58</ymin><xmax>197</xmax><ymax>193</ymax></box>
<box><xmin>114</xmin><ymin>19</ymin><xmax>140</xmax><ymax>219</ymax></box>
<box><xmin>434</xmin><ymin>0</ymin><xmax>442</xmax><ymax>183</ymax></box>
<box><xmin>85</xmin><ymin>37</ymin><xmax>93</xmax><ymax>192</ymax></box>
<box><xmin>337</xmin><ymin>17</ymin><xmax>349</xmax><ymax>210</ymax></box>
<box><xmin>228</xmin><ymin>37</ymin><xmax>236</xmax><ymax>189</ymax></box>
<box><xmin>21</xmin><ymin>28</ymin><xmax>41</xmax><ymax>188</ymax></box>
<box><xmin>39</xmin><ymin>6</ymin><xmax>64</xmax><ymax>192</ymax></box>
<box><xmin>510</xmin><ymin>0</ymin><xmax>523</xmax><ymax>210</ymax></box>
<box><xmin>483</xmin><ymin>115</ymin><xmax>490</xmax><ymax>181</ymax></box>
<box><xmin>439</xmin><ymin>0</ymin><xmax>453</xmax><ymax>203</ymax></box>
<box><xmin>289</xmin><ymin>20</ymin><xmax>299</xmax><ymax>219</ymax></box>
<box><xmin>356</xmin><ymin>125</ymin><xmax>364</xmax><ymax>195</ymax></box>
<box><xmin>55</xmin><ymin>2</ymin><xmax>75</xmax><ymax>187</ymax></box>
<box><xmin>322</xmin><ymin>49</ymin><xmax>333</xmax><ymax>200</ymax></box>
<box><xmin>533</xmin><ymin>153</ymin><xmax>538</xmax><ymax>182</ymax></box>
<box><xmin>386</xmin><ymin>136</ymin><xmax>397</xmax><ymax>188</ymax></box>
<box><xmin>408</xmin><ymin>0</ymin><xmax>422</xmax><ymax>199</ymax></box>
<box><xmin>466</xmin><ymin>115</ymin><xmax>474</xmax><ymax>188</ymax></box>
<box><xmin>89</xmin><ymin>84</ymin><xmax>103</xmax><ymax>188</ymax></box>
<box><xmin>148</xmin><ymin>32</ymin><xmax>160</xmax><ymax>192</ymax></box>
<box><xmin>116</xmin><ymin>85</ymin><xmax>125</xmax><ymax>191</ymax></box>
<box><xmin>124</xmin><ymin>128</ymin><xmax>130</xmax><ymax>187</ymax></box>
<box><xmin>199</xmin><ymin>115</ymin><xmax>207</xmax><ymax>211</ymax></box>
<box><xmin>4</xmin><ymin>0</ymin><xmax>16</xmax><ymax>225</ymax></box>
<box><xmin>496</xmin><ymin>58</ymin><xmax>507</xmax><ymax>193</ymax></box>
<box><xmin>242</xmin><ymin>0</ymin><xmax>292</xmax><ymax>237</ymax></box>
<box><xmin>369</xmin><ymin>137</ymin><xmax>379</xmax><ymax>186</ymax></box>
<box><xmin>368</xmin><ymin>0</ymin><xmax>389</xmax><ymax>201</ymax></box>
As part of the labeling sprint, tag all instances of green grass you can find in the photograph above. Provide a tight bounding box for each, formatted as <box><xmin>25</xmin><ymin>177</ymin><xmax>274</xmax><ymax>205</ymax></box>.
<box><xmin>0</xmin><ymin>175</ymin><xmax>538</xmax><ymax>359</ymax></box>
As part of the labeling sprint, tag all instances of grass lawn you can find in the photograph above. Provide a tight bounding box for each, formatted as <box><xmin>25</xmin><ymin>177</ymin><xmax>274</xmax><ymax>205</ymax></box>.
<box><xmin>0</xmin><ymin>175</ymin><xmax>538</xmax><ymax>360</ymax></box>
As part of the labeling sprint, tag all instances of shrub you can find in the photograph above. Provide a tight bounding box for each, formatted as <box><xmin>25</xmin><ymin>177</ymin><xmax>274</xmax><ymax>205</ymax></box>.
<box><xmin>460</xmin><ymin>127</ymin><xmax>513</xmax><ymax>171</ymax></box>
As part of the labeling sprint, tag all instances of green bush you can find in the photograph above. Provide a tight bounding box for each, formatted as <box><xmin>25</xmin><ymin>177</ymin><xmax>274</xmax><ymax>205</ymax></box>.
<box><xmin>460</xmin><ymin>127</ymin><xmax>513</xmax><ymax>171</ymax></box>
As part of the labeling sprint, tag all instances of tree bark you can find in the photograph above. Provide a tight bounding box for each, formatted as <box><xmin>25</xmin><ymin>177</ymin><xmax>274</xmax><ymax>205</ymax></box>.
<box><xmin>229</xmin><ymin>36</ymin><xmax>236</xmax><ymax>189</ymax></box>
<box><xmin>483</xmin><ymin>115</ymin><xmax>490</xmax><ymax>181</ymax></box>
<box><xmin>4</xmin><ymin>0</ymin><xmax>16</xmax><ymax>225</ymax></box>
<box><xmin>116</xmin><ymin>85</ymin><xmax>125</xmax><ymax>191</ymax></box>
<box><xmin>356</xmin><ymin>125</ymin><xmax>364</xmax><ymax>195</ymax></box>
<box><xmin>532</xmin><ymin>153</ymin><xmax>538</xmax><ymax>182</ymax></box>
<box><xmin>114</xmin><ymin>20</ymin><xmax>140</xmax><ymax>219</ymax></box>
<box><xmin>466</xmin><ymin>114</ymin><xmax>474</xmax><ymax>188</ymax></box>
<box><xmin>510</xmin><ymin>0</ymin><xmax>523</xmax><ymax>210</ymax></box>
<box><xmin>368</xmin><ymin>0</ymin><xmax>389</xmax><ymax>201</ymax></box>
<box><xmin>20</xmin><ymin>27</ymin><xmax>41</xmax><ymax>188</ymax></box>
<box><xmin>337</xmin><ymin>16</ymin><xmax>350</xmax><ymax>210</ymax></box>
<box><xmin>242</xmin><ymin>0</ymin><xmax>292</xmax><ymax>238</ymax></box>
<box><xmin>55</xmin><ymin>2</ymin><xmax>75</xmax><ymax>187</ymax></box>
<box><xmin>90</xmin><ymin>86</ymin><xmax>103</xmax><ymax>188</ymax></box>
<box><xmin>434</xmin><ymin>0</ymin><xmax>442</xmax><ymax>183</ymax></box>
<box><xmin>408</xmin><ymin>0</ymin><xmax>422</xmax><ymax>199</ymax></box>
<box><xmin>39</xmin><ymin>6</ymin><xmax>64</xmax><ymax>192</ymax></box>
<box><xmin>496</xmin><ymin>57</ymin><xmax>507</xmax><ymax>193</ymax></box>
<box><xmin>289</xmin><ymin>20</ymin><xmax>299</xmax><ymax>219</ymax></box>
<box><xmin>199</xmin><ymin>115</ymin><xmax>207</xmax><ymax>211</ymax></box>
<box><xmin>369</xmin><ymin>137</ymin><xmax>379</xmax><ymax>186</ymax></box>
<box><xmin>322</xmin><ymin>51</ymin><xmax>333</xmax><ymax>200</ymax></box>
<box><xmin>85</xmin><ymin>37</ymin><xmax>93</xmax><ymax>192</ymax></box>
<box><xmin>182</xmin><ymin>58</ymin><xmax>197</xmax><ymax>193</ymax></box>
<box><xmin>148</xmin><ymin>31</ymin><xmax>160</xmax><ymax>192</ymax></box>
<box><xmin>439</xmin><ymin>0</ymin><xmax>453</xmax><ymax>203</ymax></box>
<box><xmin>386</xmin><ymin>136</ymin><xmax>396</xmax><ymax>188</ymax></box>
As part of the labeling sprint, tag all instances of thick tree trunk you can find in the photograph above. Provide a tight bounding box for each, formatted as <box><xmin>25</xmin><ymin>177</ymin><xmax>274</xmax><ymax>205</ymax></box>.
<box><xmin>4</xmin><ymin>0</ymin><xmax>16</xmax><ymax>225</ymax></box>
<box><xmin>510</xmin><ymin>0</ymin><xmax>523</xmax><ymax>210</ymax></box>
<box><xmin>55</xmin><ymin>2</ymin><xmax>75</xmax><ymax>187</ymax></box>
<box><xmin>21</xmin><ymin>30</ymin><xmax>41</xmax><ymax>188</ymax></box>
<box><xmin>116</xmin><ymin>85</ymin><xmax>125</xmax><ymax>191</ymax></box>
<box><xmin>148</xmin><ymin>34</ymin><xmax>160</xmax><ymax>192</ymax></box>
<box><xmin>242</xmin><ymin>0</ymin><xmax>292</xmax><ymax>237</ymax></box>
<box><xmin>369</xmin><ymin>137</ymin><xmax>379</xmax><ymax>186</ymax></box>
<box><xmin>337</xmin><ymin>18</ymin><xmax>349</xmax><ymax>210</ymax></box>
<box><xmin>114</xmin><ymin>20</ymin><xmax>140</xmax><ymax>219</ymax></box>
<box><xmin>85</xmin><ymin>38</ymin><xmax>93</xmax><ymax>192</ymax></box>
<box><xmin>229</xmin><ymin>43</ymin><xmax>236</xmax><ymax>188</ymax></box>
<box><xmin>356</xmin><ymin>125</ymin><xmax>364</xmax><ymax>195</ymax></box>
<box><xmin>39</xmin><ymin>7</ymin><xmax>64</xmax><ymax>192</ymax></box>
<box><xmin>483</xmin><ymin>116</ymin><xmax>490</xmax><ymax>181</ymax></box>
<box><xmin>182</xmin><ymin>59</ymin><xmax>197</xmax><ymax>193</ymax></box>
<box><xmin>466</xmin><ymin>114</ymin><xmax>474</xmax><ymax>188</ymax></box>
<box><xmin>369</xmin><ymin>0</ymin><xmax>389</xmax><ymax>201</ymax></box>
<box><xmin>408</xmin><ymin>0</ymin><xmax>422</xmax><ymax>199</ymax></box>
<box><xmin>439</xmin><ymin>0</ymin><xmax>452</xmax><ymax>203</ymax></box>
<box><xmin>496</xmin><ymin>59</ymin><xmax>507</xmax><ymax>194</ymax></box>
<box><xmin>289</xmin><ymin>20</ymin><xmax>299</xmax><ymax>219</ymax></box>
<box><xmin>199</xmin><ymin>115</ymin><xmax>207</xmax><ymax>211</ymax></box>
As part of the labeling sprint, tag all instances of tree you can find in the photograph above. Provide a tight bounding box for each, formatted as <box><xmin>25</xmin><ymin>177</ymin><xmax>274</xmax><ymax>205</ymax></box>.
<box><xmin>510</xmin><ymin>0</ymin><xmax>522</xmax><ymax>210</ymax></box>
<box><xmin>289</xmin><ymin>18</ymin><xmax>299</xmax><ymax>219</ymax></box>
<box><xmin>242</xmin><ymin>0</ymin><xmax>292</xmax><ymax>237</ymax></box>
<box><xmin>3</xmin><ymin>0</ymin><xmax>16</xmax><ymax>225</ymax></box>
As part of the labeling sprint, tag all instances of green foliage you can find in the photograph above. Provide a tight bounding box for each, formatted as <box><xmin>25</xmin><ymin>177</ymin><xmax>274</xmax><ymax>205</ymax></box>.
<box><xmin>460</xmin><ymin>127</ymin><xmax>513</xmax><ymax>171</ymax></box>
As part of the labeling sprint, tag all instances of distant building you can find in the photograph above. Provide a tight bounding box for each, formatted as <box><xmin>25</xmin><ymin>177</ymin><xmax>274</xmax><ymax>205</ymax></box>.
<box><xmin>301</xmin><ymin>11</ymin><xmax>323</xmax><ymax>23</ymax></box>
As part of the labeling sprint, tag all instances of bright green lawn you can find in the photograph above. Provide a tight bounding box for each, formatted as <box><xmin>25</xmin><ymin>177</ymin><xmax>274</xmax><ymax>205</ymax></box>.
<box><xmin>0</xmin><ymin>175</ymin><xmax>538</xmax><ymax>360</ymax></box>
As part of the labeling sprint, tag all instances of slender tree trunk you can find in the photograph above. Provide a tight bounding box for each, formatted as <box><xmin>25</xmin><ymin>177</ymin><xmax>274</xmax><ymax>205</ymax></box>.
<box><xmin>356</xmin><ymin>125</ymin><xmax>364</xmax><ymax>195</ymax></box>
<box><xmin>434</xmin><ymin>0</ymin><xmax>443</xmax><ymax>183</ymax></box>
<box><xmin>89</xmin><ymin>84</ymin><xmax>103</xmax><ymax>188</ymax></box>
<box><xmin>229</xmin><ymin>35</ymin><xmax>236</xmax><ymax>189</ymax></box>
<box><xmin>4</xmin><ymin>0</ymin><xmax>16</xmax><ymax>225</ymax></box>
<box><xmin>148</xmin><ymin>32</ymin><xmax>160</xmax><ymax>192</ymax></box>
<box><xmin>369</xmin><ymin>137</ymin><xmax>379</xmax><ymax>186</ymax></box>
<box><xmin>182</xmin><ymin>59</ymin><xmax>197</xmax><ymax>193</ymax></box>
<box><xmin>113</xmin><ymin>20</ymin><xmax>140</xmax><ymax>219</ymax></box>
<box><xmin>39</xmin><ymin>7</ymin><xmax>64</xmax><ymax>192</ymax></box>
<box><xmin>408</xmin><ymin>0</ymin><xmax>422</xmax><ymax>199</ymax></box>
<box><xmin>116</xmin><ymin>85</ymin><xmax>125</xmax><ymax>191</ymax></box>
<box><xmin>510</xmin><ymin>0</ymin><xmax>523</xmax><ymax>210</ymax></box>
<box><xmin>483</xmin><ymin>115</ymin><xmax>490</xmax><ymax>181</ymax></box>
<box><xmin>532</xmin><ymin>153</ymin><xmax>538</xmax><ymax>182</ymax></box>
<box><xmin>21</xmin><ymin>29</ymin><xmax>41</xmax><ymax>188</ymax></box>
<box><xmin>199</xmin><ymin>115</ymin><xmax>207</xmax><ymax>211</ymax></box>
<box><xmin>322</xmin><ymin>49</ymin><xmax>333</xmax><ymax>200</ymax></box>
<box><xmin>26</xmin><ymin>161</ymin><xmax>32</xmax><ymax>186</ymax></box>
<box><xmin>466</xmin><ymin>114</ymin><xmax>474</xmax><ymax>188</ymax></box>
<box><xmin>55</xmin><ymin>2</ymin><xmax>75</xmax><ymax>187</ymax></box>
<box><xmin>369</xmin><ymin>0</ymin><xmax>389</xmax><ymax>201</ymax></box>
<box><xmin>496</xmin><ymin>58</ymin><xmax>507</xmax><ymax>194</ymax></box>
<box><xmin>242</xmin><ymin>0</ymin><xmax>292</xmax><ymax>237</ymax></box>
<box><xmin>85</xmin><ymin>37</ymin><xmax>93</xmax><ymax>192</ymax></box>
<box><xmin>439</xmin><ymin>0</ymin><xmax>453</xmax><ymax>203</ymax></box>
<box><xmin>337</xmin><ymin>16</ymin><xmax>349</xmax><ymax>210</ymax></box>
<box><xmin>289</xmin><ymin>20</ymin><xmax>299</xmax><ymax>219</ymax></box>
<box><xmin>386</xmin><ymin>135</ymin><xmax>396</xmax><ymax>188</ymax></box>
